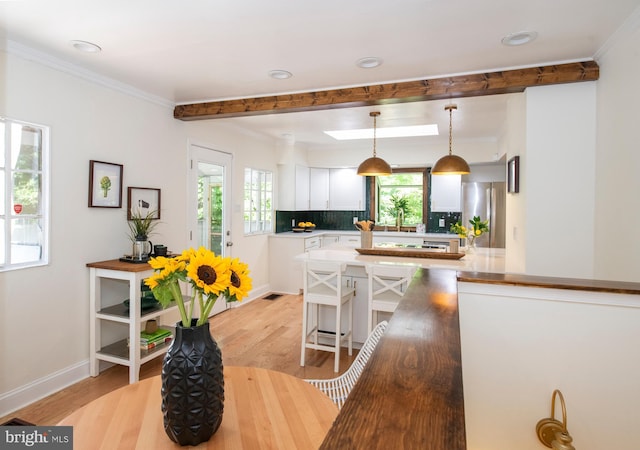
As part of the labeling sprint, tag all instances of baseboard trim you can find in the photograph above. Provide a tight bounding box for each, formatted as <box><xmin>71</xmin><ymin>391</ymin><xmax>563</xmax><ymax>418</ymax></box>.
<box><xmin>0</xmin><ymin>360</ymin><xmax>90</xmax><ymax>418</ymax></box>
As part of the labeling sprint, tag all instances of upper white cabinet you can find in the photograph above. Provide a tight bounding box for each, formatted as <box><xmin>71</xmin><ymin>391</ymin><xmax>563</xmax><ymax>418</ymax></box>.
<box><xmin>430</xmin><ymin>174</ymin><xmax>462</xmax><ymax>212</ymax></box>
<box><xmin>309</xmin><ymin>167</ymin><xmax>330</xmax><ymax>210</ymax></box>
<box><xmin>291</xmin><ymin>166</ymin><xmax>365</xmax><ymax>211</ymax></box>
<box><xmin>294</xmin><ymin>165</ymin><xmax>310</xmax><ymax>210</ymax></box>
<box><xmin>329</xmin><ymin>168</ymin><xmax>365</xmax><ymax>210</ymax></box>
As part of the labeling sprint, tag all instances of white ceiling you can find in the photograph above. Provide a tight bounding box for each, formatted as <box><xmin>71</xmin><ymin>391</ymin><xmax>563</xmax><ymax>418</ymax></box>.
<box><xmin>1</xmin><ymin>0</ymin><xmax>638</xmax><ymax>157</ymax></box>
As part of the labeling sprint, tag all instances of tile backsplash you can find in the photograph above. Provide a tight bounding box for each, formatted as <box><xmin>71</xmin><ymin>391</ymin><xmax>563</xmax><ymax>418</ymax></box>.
<box><xmin>276</xmin><ymin>210</ymin><xmax>367</xmax><ymax>233</ymax></box>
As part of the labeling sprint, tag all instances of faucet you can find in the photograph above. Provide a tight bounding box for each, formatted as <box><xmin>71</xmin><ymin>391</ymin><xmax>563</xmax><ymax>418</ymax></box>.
<box><xmin>396</xmin><ymin>209</ymin><xmax>404</xmax><ymax>232</ymax></box>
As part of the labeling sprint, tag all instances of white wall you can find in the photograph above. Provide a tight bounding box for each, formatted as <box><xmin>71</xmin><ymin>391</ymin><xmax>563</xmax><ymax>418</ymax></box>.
<box><xmin>0</xmin><ymin>49</ymin><xmax>276</xmax><ymax>415</ymax></box>
<box><xmin>459</xmin><ymin>282</ymin><xmax>640</xmax><ymax>450</ymax></box>
<box><xmin>503</xmin><ymin>94</ymin><xmax>527</xmax><ymax>274</ymax></box>
<box><xmin>594</xmin><ymin>16</ymin><xmax>640</xmax><ymax>282</ymax></box>
<box><xmin>524</xmin><ymin>82</ymin><xmax>597</xmax><ymax>279</ymax></box>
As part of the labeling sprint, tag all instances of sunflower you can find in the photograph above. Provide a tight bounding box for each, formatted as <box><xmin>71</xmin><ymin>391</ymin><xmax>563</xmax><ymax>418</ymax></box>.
<box><xmin>186</xmin><ymin>247</ymin><xmax>231</xmax><ymax>297</ymax></box>
<box><xmin>147</xmin><ymin>246</ymin><xmax>252</xmax><ymax>327</ymax></box>
<box><xmin>227</xmin><ymin>258</ymin><xmax>252</xmax><ymax>302</ymax></box>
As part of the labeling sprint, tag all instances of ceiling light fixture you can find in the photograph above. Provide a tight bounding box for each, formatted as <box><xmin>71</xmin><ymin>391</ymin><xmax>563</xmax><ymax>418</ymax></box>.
<box><xmin>501</xmin><ymin>31</ymin><xmax>538</xmax><ymax>46</ymax></box>
<box><xmin>431</xmin><ymin>104</ymin><xmax>471</xmax><ymax>175</ymax></box>
<box><xmin>357</xmin><ymin>112</ymin><xmax>392</xmax><ymax>177</ymax></box>
<box><xmin>356</xmin><ymin>57</ymin><xmax>383</xmax><ymax>69</ymax></box>
<box><xmin>268</xmin><ymin>69</ymin><xmax>293</xmax><ymax>79</ymax></box>
<box><xmin>69</xmin><ymin>40</ymin><xmax>102</xmax><ymax>53</ymax></box>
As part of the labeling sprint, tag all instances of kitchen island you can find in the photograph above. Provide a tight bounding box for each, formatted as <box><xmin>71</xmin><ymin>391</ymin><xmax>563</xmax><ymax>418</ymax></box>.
<box><xmin>296</xmin><ymin>246</ymin><xmax>505</xmax><ymax>343</ymax></box>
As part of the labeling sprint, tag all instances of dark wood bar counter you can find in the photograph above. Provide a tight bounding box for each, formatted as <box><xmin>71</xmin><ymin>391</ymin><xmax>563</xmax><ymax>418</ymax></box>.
<box><xmin>457</xmin><ymin>271</ymin><xmax>640</xmax><ymax>295</ymax></box>
<box><xmin>319</xmin><ymin>268</ymin><xmax>466</xmax><ymax>450</ymax></box>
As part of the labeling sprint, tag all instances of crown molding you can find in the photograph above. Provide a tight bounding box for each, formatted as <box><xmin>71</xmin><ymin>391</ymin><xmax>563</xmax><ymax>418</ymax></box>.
<box><xmin>3</xmin><ymin>40</ymin><xmax>175</xmax><ymax>110</ymax></box>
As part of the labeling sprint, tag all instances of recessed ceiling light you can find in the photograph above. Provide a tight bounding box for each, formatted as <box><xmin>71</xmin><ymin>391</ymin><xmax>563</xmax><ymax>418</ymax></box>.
<box><xmin>268</xmin><ymin>70</ymin><xmax>293</xmax><ymax>80</ymax></box>
<box><xmin>69</xmin><ymin>40</ymin><xmax>102</xmax><ymax>53</ymax></box>
<box><xmin>356</xmin><ymin>57</ymin><xmax>383</xmax><ymax>69</ymax></box>
<box><xmin>325</xmin><ymin>124</ymin><xmax>438</xmax><ymax>140</ymax></box>
<box><xmin>501</xmin><ymin>31</ymin><xmax>538</xmax><ymax>46</ymax></box>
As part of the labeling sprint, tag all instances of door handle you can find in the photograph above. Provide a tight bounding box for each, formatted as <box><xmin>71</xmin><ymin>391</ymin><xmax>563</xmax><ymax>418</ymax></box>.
<box><xmin>226</xmin><ymin>241</ymin><xmax>233</xmax><ymax>247</ymax></box>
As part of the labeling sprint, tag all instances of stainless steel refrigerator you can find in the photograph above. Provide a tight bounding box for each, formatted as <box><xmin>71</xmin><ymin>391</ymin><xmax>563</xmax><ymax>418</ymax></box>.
<box><xmin>461</xmin><ymin>182</ymin><xmax>506</xmax><ymax>248</ymax></box>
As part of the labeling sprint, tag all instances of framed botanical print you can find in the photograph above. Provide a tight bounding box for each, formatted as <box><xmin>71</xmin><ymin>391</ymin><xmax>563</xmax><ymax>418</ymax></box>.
<box><xmin>89</xmin><ymin>160</ymin><xmax>123</xmax><ymax>208</ymax></box>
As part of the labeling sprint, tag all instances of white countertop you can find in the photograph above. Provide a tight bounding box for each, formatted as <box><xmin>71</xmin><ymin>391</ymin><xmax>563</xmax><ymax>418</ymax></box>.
<box><xmin>296</xmin><ymin>246</ymin><xmax>505</xmax><ymax>273</ymax></box>
<box><xmin>272</xmin><ymin>230</ymin><xmax>460</xmax><ymax>240</ymax></box>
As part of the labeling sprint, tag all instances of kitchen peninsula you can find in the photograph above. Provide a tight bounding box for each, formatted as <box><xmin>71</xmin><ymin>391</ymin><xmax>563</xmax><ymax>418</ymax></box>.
<box><xmin>269</xmin><ymin>229</ymin><xmax>505</xmax><ymax>297</ymax></box>
<box><xmin>294</xmin><ymin>243</ymin><xmax>504</xmax><ymax>343</ymax></box>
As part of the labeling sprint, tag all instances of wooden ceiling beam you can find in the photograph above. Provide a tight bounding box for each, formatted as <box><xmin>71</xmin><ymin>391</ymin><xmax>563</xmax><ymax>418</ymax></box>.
<box><xmin>173</xmin><ymin>61</ymin><xmax>599</xmax><ymax>120</ymax></box>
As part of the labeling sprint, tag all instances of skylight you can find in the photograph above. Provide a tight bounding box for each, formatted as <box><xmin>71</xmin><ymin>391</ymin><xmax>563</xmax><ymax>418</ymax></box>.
<box><xmin>324</xmin><ymin>124</ymin><xmax>438</xmax><ymax>140</ymax></box>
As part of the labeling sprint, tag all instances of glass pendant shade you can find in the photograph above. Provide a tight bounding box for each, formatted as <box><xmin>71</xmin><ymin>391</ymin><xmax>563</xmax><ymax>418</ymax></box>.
<box><xmin>432</xmin><ymin>104</ymin><xmax>470</xmax><ymax>175</ymax></box>
<box><xmin>357</xmin><ymin>111</ymin><xmax>392</xmax><ymax>176</ymax></box>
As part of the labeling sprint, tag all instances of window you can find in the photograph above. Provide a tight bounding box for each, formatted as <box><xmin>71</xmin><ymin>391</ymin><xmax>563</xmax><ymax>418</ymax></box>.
<box><xmin>243</xmin><ymin>168</ymin><xmax>272</xmax><ymax>234</ymax></box>
<box><xmin>372</xmin><ymin>169</ymin><xmax>426</xmax><ymax>226</ymax></box>
<box><xmin>1</xmin><ymin>117</ymin><xmax>49</xmax><ymax>271</ymax></box>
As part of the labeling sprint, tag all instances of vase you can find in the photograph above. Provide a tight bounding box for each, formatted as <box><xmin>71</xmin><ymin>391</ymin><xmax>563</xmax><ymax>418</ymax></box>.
<box><xmin>161</xmin><ymin>319</ymin><xmax>224</xmax><ymax>446</ymax></box>
<box><xmin>466</xmin><ymin>236</ymin><xmax>477</xmax><ymax>252</ymax></box>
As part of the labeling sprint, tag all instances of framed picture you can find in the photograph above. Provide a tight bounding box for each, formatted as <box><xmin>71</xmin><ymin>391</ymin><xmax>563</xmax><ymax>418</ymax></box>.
<box><xmin>508</xmin><ymin>156</ymin><xmax>520</xmax><ymax>193</ymax></box>
<box><xmin>127</xmin><ymin>187</ymin><xmax>161</xmax><ymax>219</ymax></box>
<box><xmin>89</xmin><ymin>160</ymin><xmax>123</xmax><ymax>208</ymax></box>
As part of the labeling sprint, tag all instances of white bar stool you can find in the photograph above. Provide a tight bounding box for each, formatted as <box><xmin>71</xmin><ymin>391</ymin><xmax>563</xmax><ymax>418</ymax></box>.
<box><xmin>300</xmin><ymin>260</ymin><xmax>354</xmax><ymax>373</ymax></box>
<box><xmin>365</xmin><ymin>264</ymin><xmax>416</xmax><ymax>335</ymax></box>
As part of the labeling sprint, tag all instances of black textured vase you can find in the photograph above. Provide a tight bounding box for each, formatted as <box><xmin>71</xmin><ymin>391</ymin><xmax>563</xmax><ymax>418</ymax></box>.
<box><xmin>161</xmin><ymin>319</ymin><xmax>224</xmax><ymax>446</ymax></box>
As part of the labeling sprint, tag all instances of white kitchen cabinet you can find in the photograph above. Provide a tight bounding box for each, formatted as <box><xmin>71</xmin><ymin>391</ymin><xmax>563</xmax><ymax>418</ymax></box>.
<box><xmin>373</xmin><ymin>234</ymin><xmax>424</xmax><ymax>246</ymax></box>
<box><xmin>339</xmin><ymin>234</ymin><xmax>361</xmax><ymax>247</ymax></box>
<box><xmin>430</xmin><ymin>174</ymin><xmax>462</xmax><ymax>212</ymax></box>
<box><xmin>321</xmin><ymin>235</ymin><xmax>340</xmax><ymax>247</ymax></box>
<box><xmin>317</xmin><ymin>266</ymin><xmax>368</xmax><ymax>344</ymax></box>
<box><xmin>329</xmin><ymin>168</ymin><xmax>365</xmax><ymax>210</ymax></box>
<box><xmin>269</xmin><ymin>234</ymin><xmax>320</xmax><ymax>294</ymax></box>
<box><xmin>309</xmin><ymin>167</ymin><xmax>330</xmax><ymax>210</ymax></box>
<box><xmin>294</xmin><ymin>165</ymin><xmax>310</xmax><ymax>210</ymax></box>
<box><xmin>308</xmin><ymin>167</ymin><xmax>365</xmax><ymax>211</ymax></box>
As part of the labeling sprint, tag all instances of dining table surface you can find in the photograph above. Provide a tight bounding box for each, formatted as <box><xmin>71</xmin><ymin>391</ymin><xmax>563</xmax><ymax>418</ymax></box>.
<box><xmin>58</xmin><ymin>365</ymin><xmax>338</xmax><ymax>449</ymax></box>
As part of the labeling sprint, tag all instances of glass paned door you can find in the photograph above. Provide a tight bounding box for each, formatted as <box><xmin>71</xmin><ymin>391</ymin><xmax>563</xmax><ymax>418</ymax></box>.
<box><xmin>188</xmin><ymin>144</ymin><xmax>232</xmax><ymax>316</ymax></box>
<box><xmin>189</xmin><ymin>144</ymin><xmax>232</xmax><ymax>256</ymax></box>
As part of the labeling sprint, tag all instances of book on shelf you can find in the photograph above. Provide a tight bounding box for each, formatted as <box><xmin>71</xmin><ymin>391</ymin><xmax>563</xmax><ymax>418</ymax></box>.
<box><xmin>141</xmin><ymin>336</ymin><xmax>173</xmax><ymax>350</ymax></box>
<box><xmin>140</xmin><ymin>327</ymin><xmax>172</xmax><ymax>344</ymax></box>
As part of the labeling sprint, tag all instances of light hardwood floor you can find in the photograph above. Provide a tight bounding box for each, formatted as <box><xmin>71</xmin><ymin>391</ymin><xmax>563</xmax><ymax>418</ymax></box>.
<box><xmin>0</xmin><ymin>293</ymin><xmax>358</xmax><ymax>426</ymax></box>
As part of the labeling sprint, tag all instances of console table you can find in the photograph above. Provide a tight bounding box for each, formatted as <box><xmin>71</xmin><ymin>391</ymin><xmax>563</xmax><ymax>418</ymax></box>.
<box><xmin>87</xmin><ymin>259</ymin><xmax>189</xmax><ymax>384</ymax></box>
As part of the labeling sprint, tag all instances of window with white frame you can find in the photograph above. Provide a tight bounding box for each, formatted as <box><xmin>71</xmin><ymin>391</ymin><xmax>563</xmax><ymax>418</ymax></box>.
<box><xmin>243</xmin><ymin>168</ymin><xmax>272</xmax><ymax>234</ymax></box>
<box><xmin>1</xmin><ymin>117</ymin><xmax>49</xmax><ymax>271</ymax></box>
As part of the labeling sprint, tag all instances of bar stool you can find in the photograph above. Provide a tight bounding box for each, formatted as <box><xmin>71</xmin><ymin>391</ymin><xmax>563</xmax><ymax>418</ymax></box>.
<box><xmin>300</xmin><ymin>260</ymin><xmax>354</xmax><ymax>373</ymax></box>
<box><xmin>365</xmin><ymin>264</ymin><xmax>416</xmax><ymax>334</ymax></box>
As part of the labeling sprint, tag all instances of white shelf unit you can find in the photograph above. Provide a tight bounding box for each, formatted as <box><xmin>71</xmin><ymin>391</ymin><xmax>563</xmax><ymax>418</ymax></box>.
<box><xmin>88</xmin><ymin>259</ymin><xmax>190</xmax><ymax>384</ymax></box>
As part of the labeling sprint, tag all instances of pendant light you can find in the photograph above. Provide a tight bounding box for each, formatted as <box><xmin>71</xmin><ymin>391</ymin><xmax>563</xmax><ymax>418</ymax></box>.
<box><xmin>431</xmin><ymin>104</ymin><xmax>470</xmax><ymax>175</ymax></box>
<box><xmin>357</xmin><ymin>111</ymin><xmax>392</xmax><ymax>176</ymax></box>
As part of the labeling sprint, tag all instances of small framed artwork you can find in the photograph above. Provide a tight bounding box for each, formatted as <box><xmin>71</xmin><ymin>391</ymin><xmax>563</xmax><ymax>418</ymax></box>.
<box><xmin>508</xmin><ymin>156</ymin><xmax>520</xmax><ymax>193</ymax></box>
<box><xmin>89</xmin><ymin>160</ymin><xmax>123</xmax><ymax>208</ymax></box>
<box><xmin>127</xmin><ymin>187</ymin><xmax>161</xmax><ymax>219</ymax></box>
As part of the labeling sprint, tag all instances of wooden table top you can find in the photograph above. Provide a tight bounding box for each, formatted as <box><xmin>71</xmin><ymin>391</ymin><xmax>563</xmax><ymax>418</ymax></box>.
<box><xmin>320</xmin><ymin>268</ymin><xmax>466</xmax><ymax>449</ymax></box>
<box><xmin>457</xmin><ymin>270</ymin><xmax>640</xmax><ymax>295</ymax></box>
<box><xmin>87</xmin><ymin>258</ymin><xmax>152</xmax><ymax>272</ymax></box>
<box><xmin>58</xmin><ymin>366</ymin><xmax>338</xmax><ymax>449</ymax></box>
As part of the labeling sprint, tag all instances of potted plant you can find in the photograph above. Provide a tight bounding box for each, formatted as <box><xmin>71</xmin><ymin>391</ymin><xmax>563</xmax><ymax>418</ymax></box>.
<box><xmin>127</xmin><ymin>210</ymin><xmax>158</xmax><ymax>259</ymax></box>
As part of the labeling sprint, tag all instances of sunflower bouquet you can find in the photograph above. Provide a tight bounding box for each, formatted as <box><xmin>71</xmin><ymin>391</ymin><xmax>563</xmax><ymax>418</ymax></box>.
<box><xmin>145</xmin><ymin>247</ymin><xmax>252</xmax><ymax>327</ymax></box>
